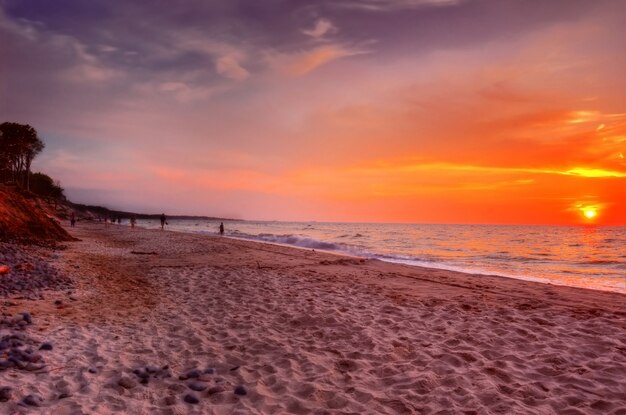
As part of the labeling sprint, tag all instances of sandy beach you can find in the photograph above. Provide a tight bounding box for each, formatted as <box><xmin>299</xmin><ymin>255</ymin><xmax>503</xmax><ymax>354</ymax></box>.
<box><xmin>1</xmin><ymin>222</ymin><xmax>625</xmax><ymax>414</ymax></box>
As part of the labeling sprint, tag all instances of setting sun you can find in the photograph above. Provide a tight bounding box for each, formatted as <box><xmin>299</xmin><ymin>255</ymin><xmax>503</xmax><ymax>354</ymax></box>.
<box><xmin>583</xmin><ymin>208</ymin><xmax>597</xmax><ymax>219</ymax></box>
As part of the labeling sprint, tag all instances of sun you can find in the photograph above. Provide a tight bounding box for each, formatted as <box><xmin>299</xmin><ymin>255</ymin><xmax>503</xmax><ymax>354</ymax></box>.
<box><xmin>583</xmin><ymin>208</ymin><xmax>597</xmax><ymax>219</ymax></box>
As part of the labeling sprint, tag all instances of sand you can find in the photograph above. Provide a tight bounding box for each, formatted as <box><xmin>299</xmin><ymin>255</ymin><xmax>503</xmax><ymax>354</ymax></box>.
<box><xmin>1</xmin><ymin>222</ymin><xmax>625</xmax><ymax>414</ymax></box>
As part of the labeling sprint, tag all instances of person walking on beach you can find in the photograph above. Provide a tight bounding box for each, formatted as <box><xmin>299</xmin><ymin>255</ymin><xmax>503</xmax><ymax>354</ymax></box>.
<box><xmin>130</xmin><ymin>215</ymin><xmax>136</xmax><ymax>229</ymax></box>
<box><xmin>160</xmin><ymin>213</ymin><xmax>167</xmax><ymax>230</ymax></box>
<box><xmin>70</xmin><ymin>212</ymin><xmax>76</xmax><ymax>227</ymax></box>
<box><xmin>219</xmin><ymin>222</ymin><xmax>224</xmax><ymax>236</ymax></box>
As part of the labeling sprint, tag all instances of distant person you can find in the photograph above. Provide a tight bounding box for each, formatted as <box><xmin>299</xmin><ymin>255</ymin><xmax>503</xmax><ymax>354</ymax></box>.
<box><xmin>130</xmin><ymin>216</ymin><xmax>136</xmax><ymax>228</ymax></box>
<box><xmin>70</xmin><ymin>212</ymin><xmax>76</xmax><ymax>227</ymax></box>
<box><xmin>160</xmin><ymin>213</ymin><xmax>167</xmax><ymax>230</ymax></box>
<box><xmin>117</xmin><ymin>217</ymin><xmax>121</xmax><ymax>224</ymax></box>
<box><xmin>219</xmin><ymin>222</ymin><xmax>224</xmax><ymax>236</ymax></box>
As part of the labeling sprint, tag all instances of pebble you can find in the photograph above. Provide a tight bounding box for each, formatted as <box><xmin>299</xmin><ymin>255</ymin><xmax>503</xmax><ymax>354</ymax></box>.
<box><xmin>25</xmin><ymin>362</ymin><xmax>45</xmax><ymax>371</ymax></box>
<box><xmin>58</xmin><ymin>391</ymin><xmax>71</xmax><ymax>399</ymax></box>
<box><xmin>145</xmin><ymin>365</ymin><xmax>160</xmax><ymax>373</ymax></box>
<box><xmin>183</xmin><ymin>393</ymin><xmax>200</xmax><ymax>404</ymax></box>
<box><xmin>20</xmin><ymin>312</ymin><xmax>32</xmax><ymax>325</ymax></box>
<box><xmin>118</xmin><ymin>376</ymin><xmax>137</xmax><ymax>389</ymax></box>
<box><xmin>40</xmin><ymin>342</ymin><xmax>53</xmax><ymax>351</ymax></box>
<box><xmin>88</xmin><ymin>367</ymin><xmax>98</xmax><ymax>373</ymax></box>
<box><xmin>54</xmin><ymin>299</ymin><xmax>63</xmax><ymax>306</ymax></box>
<box><xmin>0</xmin><ymin>243</ymin><xmax>71</xmax><ymax>297</ymax></box>
<box><xmin>207</xmin><ymin>386</ymin><xmax>225</xmax><ymax>395</ymax></box>
<box><xmin>164</xmin><ymin>396</ymin><xmax>177</xmax><ymax>406</ymax></box>
<box><xmin>188</xmin><ymin>381</ymin><xmax>208</xmax><ymax>392</ymax></box>
<box><xmin>133</xmin><ymin>369</ymin><xmax>149</xmax><ymax>379</ymax></box>
<box><xmin>179</xmin><ymin>368</ymin><xmax>201</xmax><ymax>380</ymax></box>
<box><xmin>21</xmin><ymin>394</ymin><xmax>43</xmax><ymax>407</ymax></box>
<box><xmin>234</xmin><ymin>385</ymin><xmax>248</xmax><ymax>396</ymax></box>
<box><xmin>0</xmin><ymin>386</ymin><xmax>12</xmax><ymax>402</ymax></box>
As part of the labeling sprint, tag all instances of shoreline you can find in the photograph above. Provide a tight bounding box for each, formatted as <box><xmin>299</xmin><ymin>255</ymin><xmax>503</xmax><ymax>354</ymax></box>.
<box><xmin>129</xmin><ymin>220</ymin><xmax>626</xmax><ymax>295</ymax></box>
<box><xmin>1</xmin><ymin>222</ymin><xmax>624</xmax><ymax>414</ymax></box>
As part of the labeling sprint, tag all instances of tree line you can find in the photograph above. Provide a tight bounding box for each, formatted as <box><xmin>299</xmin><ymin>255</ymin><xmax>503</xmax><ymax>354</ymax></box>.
<box><xmin>1</xmin><ymin>122</ymin><xmax>65</xmax><ymax>203</ymax></box>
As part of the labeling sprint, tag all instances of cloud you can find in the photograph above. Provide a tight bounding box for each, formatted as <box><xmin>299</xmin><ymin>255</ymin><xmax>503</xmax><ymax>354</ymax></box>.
<box><xmin>156</xmin><ymin>81</ymin><xmax>216</xmax><ymax>102</ymax></box>
<box><xmin>268</xmin><ymin>45</ymin><xmax>366</xmax><ymax>76</ymax></box>
<box><xmin>0</xmin><ymin>7</ymin><xmax>120</xmax><ymax>84</ymax></box>
<box><xmin>303</xmin><ymin>18</ymin><xmax>337</xmax><ymax>38</ymax></box>
<box><xmin>215</xmin><ymin>55</ymin><xmax>250</xmax><ymax>80</ymax></box>
<box><xmin>333</xmin><ymin>0</ymin><xmax>462</xmax><ymax>12</ymax></box>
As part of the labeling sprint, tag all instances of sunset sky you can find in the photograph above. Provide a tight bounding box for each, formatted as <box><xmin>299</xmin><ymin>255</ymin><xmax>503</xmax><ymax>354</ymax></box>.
<box><xmin>1</xmin><ymin>0</ymin><xmax>624</xmax><ymax>225</ymax></box>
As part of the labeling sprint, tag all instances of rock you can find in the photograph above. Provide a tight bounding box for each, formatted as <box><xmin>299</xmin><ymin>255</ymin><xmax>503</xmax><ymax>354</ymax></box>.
<box><xmin>54</xmin><ymin>299</ymin><xmax>63</xmax><ymax>306</ymax></box>
<box><xmin>88</xmin><ymin>367</ymin><xmax>98</xmax><ymax>373</ymax></box>
<box><xmin>133</xmin><ymin>369</ymin><xmax>149</xmax><ymax>379</ymax></box>
<box><xmin>179</xmin><ymin>368</ymin><xmax>201</xmax><ymax>380</ymax></box>
<box><xmin>0</xmin><ymin>265</ymin><xmax>10</xmax><ymax>275</ymax></box>
<box><xmin>207</xmin><ymin>386</ymin><xmax>225</xmax><ymax>395</ymax></box>
<box><xmin>145</xmin><ymin>365</ymin><xmax>160</xmax><ymax>374</ymax></box>
<box><xmin>58</xmin><ymin>391</ymin><xmax>71</xmax><ymax>399</ymax></box>
<box><xmin>183</xmin><ymin>393</ymin><xmax>200</xmax><ymax>404</ymax></box>
<box><xmin>164</xmin><ymin>396</ymin><xmax>177</xmax><ymax>406</ymax></box>
<box><xmin>118</xmin><ymin>376</ymin><xmax>137</xmax><ymax>389</ymax></box>
<box><xmin>0</xmin><ymin>386</ymin><xmax>12</xmax><ymax>402</ymax></box>
<box><xmin>188</xmin><ymin>381</ymin><xmax>208</xmax><ymax>392</ymax></box>
<box><xmin>21</xmin><ymin>394</ymin><xmax>43</xmax><ymax>406</ymax></box>
<box><xmin>167</xmin><ymin>384</ymin><xmax>186</xmax><ymax>393</ymax></box>
<box><xmin>25</xmin><ymin>362</ymin><xmax>46</xmax><ymax>371</ymax></box>
<box><xmin>234</xmin><ymin>385</ymin><xmax>248</xmax><ymax>396</ymax></box>
<box><xmin>20</xmin><ymin>312</ymin><xmax>32</xmax><ymax>324</ymax></box>
<box><xmin>204</xmin><ymin>367</ymin><xmax>215</xmax><ymax>374</ymax></box>
<box><xmin>40</xmin><ymin>342</ymin><xmax>53</xmax><ymax>351</ymax></box>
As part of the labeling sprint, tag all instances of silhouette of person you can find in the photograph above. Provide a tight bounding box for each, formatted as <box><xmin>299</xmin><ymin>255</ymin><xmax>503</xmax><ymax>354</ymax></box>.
<box><xmin>219</xmin><ymin>222</ymin><xmax>224</xmax><ymax>236</ymax></box>
<box><xmin>130</xmin><ymin>215</ymin><xmax>136</xmax><ymax>228</ymax></box>
<box><xmin>70</xmin><ymin>212</ymin><xmax>76</xmax><ymax>227</ymax></box>
<box><xmin>160</xmin><ymin>213</ymin><xmax>166</xmax><ymax>230</ymax></box>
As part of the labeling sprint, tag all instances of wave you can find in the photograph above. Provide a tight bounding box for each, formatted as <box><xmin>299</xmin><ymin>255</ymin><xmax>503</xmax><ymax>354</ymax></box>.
<box><xmin>579</xmin><ymin>260</ymin><xmax>624</xmax><ymax>265</ymax></box>
<box><xmin>230</xmin><ymin>231</ymin><xmax>362</xmax><ymax>253</ymax></box>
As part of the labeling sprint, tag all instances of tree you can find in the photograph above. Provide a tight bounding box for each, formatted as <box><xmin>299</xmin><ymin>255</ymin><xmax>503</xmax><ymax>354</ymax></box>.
<box><xmin>29</xmin><ymin>172</ymin><xmax>66</xmax><ymax>206</ymax></box>
<box><xmin>0</xmin><ymin>122</ymin><xmax>45</xmax><ymax>190</ymax></box>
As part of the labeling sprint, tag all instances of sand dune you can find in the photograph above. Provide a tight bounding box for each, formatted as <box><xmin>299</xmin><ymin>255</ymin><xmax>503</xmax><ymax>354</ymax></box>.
<box><xmin>1</xmin><ymin>223</ymin><xmax>624</xmax><ymax>414</ymax></box>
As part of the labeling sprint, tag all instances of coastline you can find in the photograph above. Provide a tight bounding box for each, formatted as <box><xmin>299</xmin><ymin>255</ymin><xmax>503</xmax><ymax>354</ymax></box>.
<box><xmin>136</xmin><ymin>219</ymin><xmax>626</xmax><ymax>294</ymax></box>
<box><xmin>1</xmin><ymin>222</ymin><xmax>624</xmax><ymax>414</ymax></box>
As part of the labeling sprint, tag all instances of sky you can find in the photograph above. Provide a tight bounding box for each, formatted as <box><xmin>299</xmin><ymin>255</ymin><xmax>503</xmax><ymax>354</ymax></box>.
<box><xmin>1</xmin><ymin>0</ymin><xmax>625</xmax><ymax>225</ymax></box>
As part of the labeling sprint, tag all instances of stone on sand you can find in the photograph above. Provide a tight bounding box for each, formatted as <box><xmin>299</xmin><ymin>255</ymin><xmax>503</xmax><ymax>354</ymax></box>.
<box><xmin>118</xmin><ymin>376</ymin><xmax>137</xmax><ymax>389</ymax></box>
<box><xmin>234</xmin><ymin>385</ymin><xmax>248</xmax><ymax>396</ymax></box>
<box><xmin>188</xmin><ymin>381</ymin><xmax>208</xmax><ymax>391</ymax></box>
<box><xmin>183</xmin><ymin>393</ymin><xmax>200</xmax><ymax>404</ymax></box>
<box><xmin>0</xmin><ymin>386</ymin><xmax>12</xmax><ymax>402</ymax></box>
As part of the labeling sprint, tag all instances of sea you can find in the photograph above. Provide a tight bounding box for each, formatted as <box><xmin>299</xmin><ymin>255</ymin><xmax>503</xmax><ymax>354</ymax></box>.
<box><xmin>134</xmin><ymin>219</ymin><xmax>625</xmax><ymax>294</ymax></box>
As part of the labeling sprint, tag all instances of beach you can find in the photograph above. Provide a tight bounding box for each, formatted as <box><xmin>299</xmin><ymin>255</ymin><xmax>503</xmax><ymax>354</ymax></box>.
<box><xmin>1</xmin><ymin>222</ymin><xmax>625</xmax><ymax>414</ymax></box>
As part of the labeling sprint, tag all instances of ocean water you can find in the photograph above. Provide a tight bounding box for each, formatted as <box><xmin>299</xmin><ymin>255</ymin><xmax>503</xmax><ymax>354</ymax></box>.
<box><xmin>135</xmin><ymin>219</ymin><xmax>625</xmax><ymax>293</ymax></box>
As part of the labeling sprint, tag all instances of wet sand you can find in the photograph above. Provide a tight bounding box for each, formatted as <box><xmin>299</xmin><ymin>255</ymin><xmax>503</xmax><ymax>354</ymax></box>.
<box><xmin>1</xmin><ymin>222</ymin><xmax>625</xmax><ymax>414</ymax></box>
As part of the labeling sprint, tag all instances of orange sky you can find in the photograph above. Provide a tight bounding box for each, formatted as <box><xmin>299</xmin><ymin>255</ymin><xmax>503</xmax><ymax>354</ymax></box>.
<box><xmin>2</xmin><ymin>1</ymin><xmax>625</xmax><ymax>224</ymax></box>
